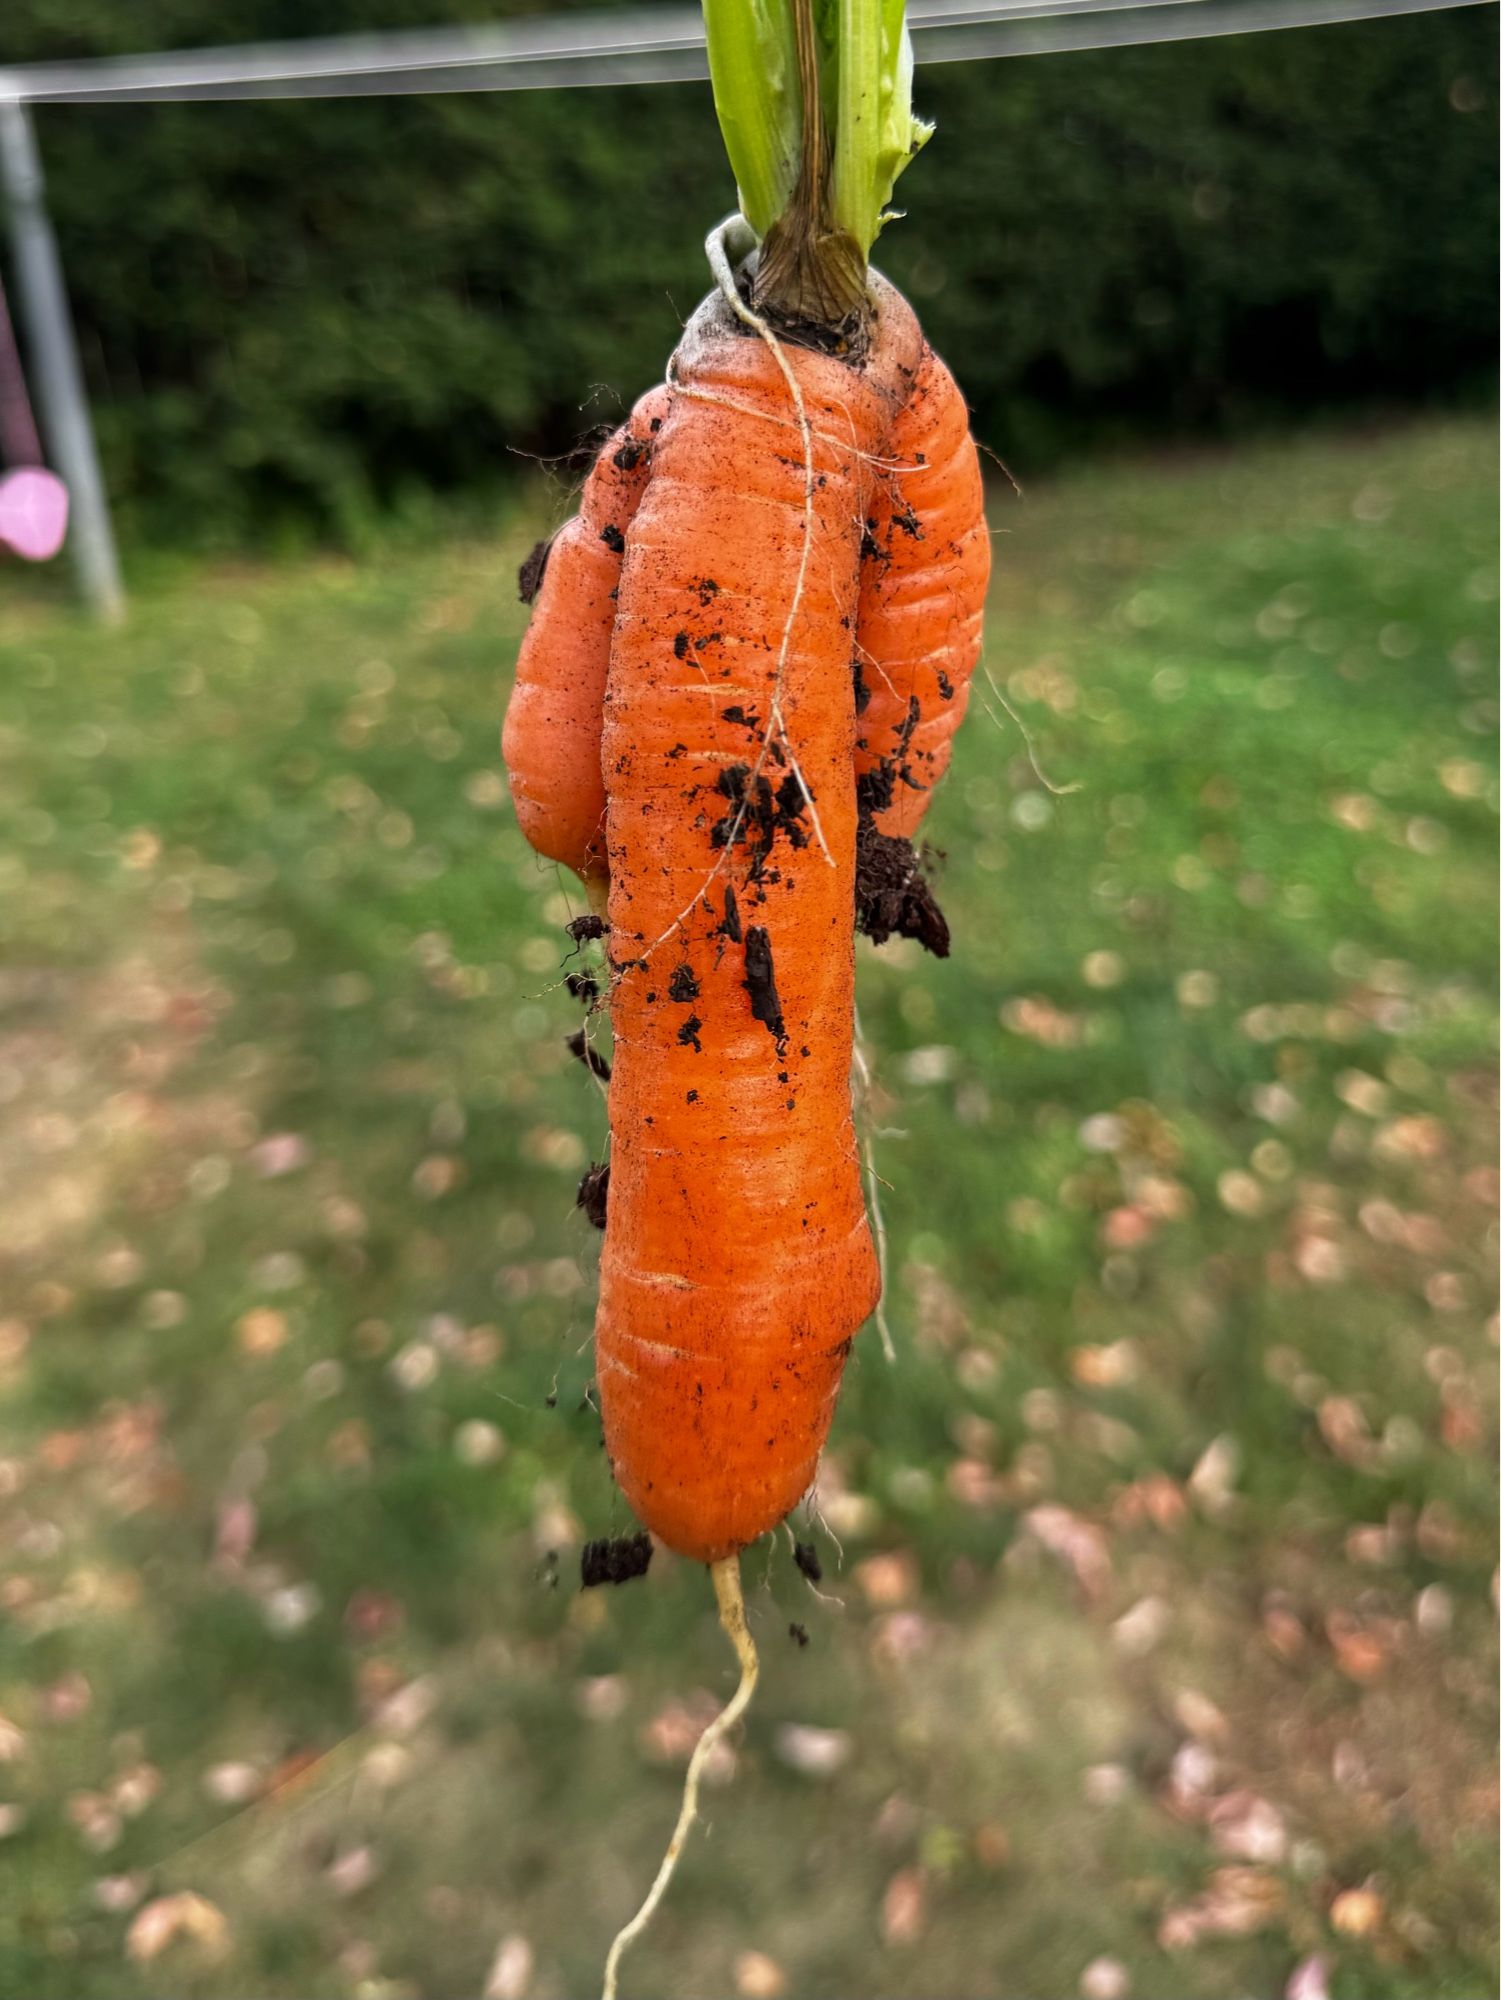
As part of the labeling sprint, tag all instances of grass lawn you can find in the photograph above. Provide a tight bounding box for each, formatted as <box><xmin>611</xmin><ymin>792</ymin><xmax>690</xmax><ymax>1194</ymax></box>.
<box><xmin>0</xmin><ymin>412</ymin><xmax>1494</xmax><ymax>2000</ymax></box>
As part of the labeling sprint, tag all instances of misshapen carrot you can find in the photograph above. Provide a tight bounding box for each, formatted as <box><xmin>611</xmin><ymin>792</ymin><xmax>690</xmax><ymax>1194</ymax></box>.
<box><xmin>854</xmin><ymin>343</ymin><xmax>990</xmax><ymax>841</ymax></box>
<box><xmin>596</xmin><ymin>275</ymin><xmax>923</xmax><ymax>1563</ymax></box>
<box><xmin>502</xmin><ymin>387</ymin><xmax>669</xmax><ymax>891</ymax></box>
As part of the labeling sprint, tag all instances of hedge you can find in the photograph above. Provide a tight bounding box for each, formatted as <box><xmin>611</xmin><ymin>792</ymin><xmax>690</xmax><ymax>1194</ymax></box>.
<box><xmin>7</xmin><ymin>1</ymin><xmax>1496</xmax><ymax>543</ymax></box>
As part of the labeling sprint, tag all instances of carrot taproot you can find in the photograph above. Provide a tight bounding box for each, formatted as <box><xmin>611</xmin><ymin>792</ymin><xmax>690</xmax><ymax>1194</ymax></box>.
<box><xmin>854</xmin><ymin>342</ymin><xmax>990</xmax><ymax>841</ymax></box>
<box><xmin>502</xmin><ymin>386</ymin><xmax>669</xmax><ymax>896</ymax></box>
<box><xmin>594</xmin><ymin>271</ymin><xmax>923</xmax><ymax>1563</ymax></box>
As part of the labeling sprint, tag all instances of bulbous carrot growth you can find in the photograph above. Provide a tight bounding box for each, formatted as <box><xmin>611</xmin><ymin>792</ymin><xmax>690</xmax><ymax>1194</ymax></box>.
<box><xmin>596</xmin><ymin>276</ymin><xmax>922</xmax><ymax>1562</ymax></box>
<box><xmin>854</xmin><ymin>343</ymin><xmax>990</xmax><ymax>841</ymax></box>
<box><xmin>502</xmin><ymin>387</ymin><xmax>668</xmax><ymax>892</ymax></box>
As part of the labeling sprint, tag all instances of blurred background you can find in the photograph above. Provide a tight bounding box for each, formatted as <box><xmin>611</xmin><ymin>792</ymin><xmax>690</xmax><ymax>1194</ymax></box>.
<box><xmin>0</xmin><ymin>5</ymin><xmax>1496</xmax><ymax>1998</ymax></box>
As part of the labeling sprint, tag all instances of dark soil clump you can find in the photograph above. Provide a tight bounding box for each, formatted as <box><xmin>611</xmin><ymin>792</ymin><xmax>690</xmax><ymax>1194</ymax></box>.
<box><xmin>576</xmin><ymin>1162</ymin><xmax>610</xmax><ymax>1228</ymax></box>
<box><xmin>710</xmin><ymin>764</ymin><xmax>812</xmax><ymax>882</ymax></box>
<box><xmin>793</xmin><ymin>1539</ymin><xmax>823</xmax><ymax>1584</ymax></box>
<box><xmin>668</xmin><ymin>964</ymin><xmax>700</xmax><ymax>1003</ymax></box>
<box><xmin>567</xmin><ymin>914</ymin><xmax>605</xmax><ymax>944</ymax></box>
<box><xmin>566</xmin><ymin>1029</ymin><xmax>612</xmax><ymax>1081</ymax></box>
<box><xmin>599</xmin><ymin>522</ymin><xmax>625</xmax><ymax>554</ymax></box>
<box><xmin>789</xmin><ymin>1621</ymin><xmax>810</xmax><ymax>1648</ymax></box>
<box><xmin>517</xmin><ymin>537</ymin><xmax>553</xmax><ymax>604</ymax></box>
<box><xmin>855</xmin><ymin>820</ymin><xmax>950</xmax><ymax>957</ymax></box>
<box><xmin>743</xmin><ymin>927</ymin><xmax>786</xmax><ymax>1046</ymax></box>
<box><xmin>717</xmin><ymin>886</ymin><xmax>743</xmax><ymax>943</ymax></box>
<box><xmin>580</xmin><ymin>1532</ymin><xmax>652</xmax><ymax>1587</ymax></box>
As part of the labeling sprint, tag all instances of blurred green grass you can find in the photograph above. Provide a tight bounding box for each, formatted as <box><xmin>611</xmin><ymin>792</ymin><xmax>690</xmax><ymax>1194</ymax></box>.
<box><xmin>0</xmin><ymin>413</ymin><xmax>1494</xmax><ymax>2000</ymax></box>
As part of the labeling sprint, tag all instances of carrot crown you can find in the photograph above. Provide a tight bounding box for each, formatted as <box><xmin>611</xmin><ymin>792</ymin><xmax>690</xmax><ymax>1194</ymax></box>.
<box><xmin>703</xmin><ymin>0</ymin><xmax>932</xmax><ymax>326</ymax></box>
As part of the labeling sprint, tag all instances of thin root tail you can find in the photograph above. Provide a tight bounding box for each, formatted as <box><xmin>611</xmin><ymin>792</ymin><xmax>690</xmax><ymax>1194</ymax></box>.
<box><xmin>600</xmin><ymin>1553</ymin><xmax>760</xmax><ymax>2000</ymax></box>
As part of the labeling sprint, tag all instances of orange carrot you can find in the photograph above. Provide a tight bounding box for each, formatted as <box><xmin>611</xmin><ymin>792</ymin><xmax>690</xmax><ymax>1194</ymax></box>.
<box><xmin>502</xmin><ymin>387</ymin><xmax>669</xmax><ymax>894</ymax></box>
<box><xmin>854</xmin><ymin>342</ymin><xmax>990</xmax><ymax>841</ymax></box>
<box><xmin>595</xmin><ymin>274</ymin><xmax>922</xmax><ymax>1562</ymax></box>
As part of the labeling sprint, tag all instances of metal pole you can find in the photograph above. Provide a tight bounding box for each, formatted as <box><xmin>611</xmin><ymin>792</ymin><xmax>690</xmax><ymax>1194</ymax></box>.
<box><xmin>0</xmin><ymin>273</ymin><xmax>44</xmax><ymax>466</ymax></box>
<box><xmin>0</xmin><ymin>95</ymin><xmax>123</xmax><ymax>621</ymax></box>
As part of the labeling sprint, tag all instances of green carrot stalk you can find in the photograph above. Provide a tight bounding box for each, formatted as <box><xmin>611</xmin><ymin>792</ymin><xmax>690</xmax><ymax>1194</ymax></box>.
<box><xmin>702</xmin><ymin>0</ymin><xmax>932</xmax><ymax>324</ymax></box>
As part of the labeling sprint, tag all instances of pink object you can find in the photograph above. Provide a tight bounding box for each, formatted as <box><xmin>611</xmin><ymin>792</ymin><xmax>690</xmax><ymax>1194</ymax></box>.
<box><xmin>0</xmin><ymin>466</ymin><xmax>69</xmax><ymax>561</ymax></box>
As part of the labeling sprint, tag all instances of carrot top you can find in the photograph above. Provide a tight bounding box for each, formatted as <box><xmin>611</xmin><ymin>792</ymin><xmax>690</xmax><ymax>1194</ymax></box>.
<box><xmin>703</xmin><ymin>0</ymin><xmax>932</xmax><ymax>323</ymax></box>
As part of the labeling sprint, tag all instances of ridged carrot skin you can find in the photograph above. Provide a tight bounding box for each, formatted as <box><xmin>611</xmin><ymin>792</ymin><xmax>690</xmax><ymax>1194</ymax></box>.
<box><xmin>854</xmin><ymin>344</ymin><xmax>990</xmax><ymax>841</ymax></box>
<box><xmin>502</xmin><ymin>387</ymin><xmax>669</xmax><ymax>889</ymax></box>
<box><xmin>596</xmin><ymin>278</ymin><xmax>923</xmax><ymax>1562</ymax></box>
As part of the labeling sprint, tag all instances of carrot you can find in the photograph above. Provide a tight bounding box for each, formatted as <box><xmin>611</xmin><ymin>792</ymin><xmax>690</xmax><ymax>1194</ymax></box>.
<box><xmin>595</xmin><ymin>266</ymin><xmax>923</xmax><ymax>1563</ymax></box>
<box><xmin>502</xmin><ymin>386</ymin><xmax>669</xmax><ymax>897</ymax></box>
<box><xmin>503</xmin><ymin>9</ymin><xmax>975</xmax><ymax>1982</ymax></box>
<box><xmin>854</xmin><ymin>341</ymin><xmax>990</xmax><ymax>841</ymax></box>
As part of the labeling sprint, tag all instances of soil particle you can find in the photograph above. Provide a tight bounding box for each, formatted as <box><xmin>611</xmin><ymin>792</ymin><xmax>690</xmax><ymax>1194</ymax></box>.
<box><xmin>857</xmin><ymin>762</ymin><xmax>896</xmax><ymax>818</ymax></box>
<box><xmin>717</xmin><ymin>886</ymin><xmax>743</xmax><ymax>944</ymax></box>
<box><xmin>855</xmin><ymin>821</ymin><xmax>950</xmax><ymax>958</ymax></box>
<box><xmin>668</xmin><ymin>963</ymin><xmax>700</xmax><ymax>1003</ymax></box>
<box><xmin>743</xmin><ymin>927</ymin><xmax>787</xmax><ymax>1046</ymax></box>
<box><xmin>789</xmin><ymin>1622</ymin><xmax>810</xmax><ymax>1649</ymax></box>
<box><xmin>793</xmin><ymin>1540</ymin><xmax>823</xmax><ymax>1584</ymax></box>
<box><xmin>517</xmin><ymin>536</ymin><xmax>553</xmax><ymax>604</ymax></box>
<box><xmin>852</xmin><ymin>653</ymin><xmax>871</xmax><ymax>715</ymax></box>
<box><xmin>580</xmin><ymin>1532</ymin><xmax>652</xmax><ymax>1588</ymax></box>
<box><xmin>565</xmin><ymin>1029</ymin><xmax>613</xmax><ymax>1081</ymax></box>
<box><xmin>576</xmin><ymin>1162</ymin><xmax>610</xmax><ymax>1228</ymax></box>
<box><xmin>613</xmin><ymin>437</ymin><xmax>649</xmax><ymax>472</ymax></box>
<box><xmin>936</xmin><ymin>669</ymin><xmax>955</xmax><ymax>701</ymax></box>
<box><xmin>892</xmin><ymin>503</ymin><xmax>923</xmax><ymax>539</ymax></box>
<box><xmin>567</xmin><ymin>914</ymin><xmax>605</xmax><ymax>944</ymax></box>
<box><xmin>676</xmin><ymin>1014</ymin><xmax>703</xmax><ymax>1053</ymax></box>
<box><xmin>600</xmin><ymin>522</ymin><xmax>625</xmax><ymax>554</ymax></box>
<box><xmin>673</xmin><ymin>631</ymin><xmax>690</xmax><ymax>660</ymax></box>
<box><xmin>565</xmin><ymin>971</ymin><xmax>599</xmax><ymax>1006</ymax></box>
<box><xmin>710</xmin><ymin>764</ymin><xmax>810</xmax><ymax>880</ymax></box>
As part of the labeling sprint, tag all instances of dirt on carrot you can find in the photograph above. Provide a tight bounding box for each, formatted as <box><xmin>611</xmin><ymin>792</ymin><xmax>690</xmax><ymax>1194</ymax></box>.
<box><xmin>580</xmin><ymin>1533</ymin><xmax>654</xmax><ymax>1587</ymax></box>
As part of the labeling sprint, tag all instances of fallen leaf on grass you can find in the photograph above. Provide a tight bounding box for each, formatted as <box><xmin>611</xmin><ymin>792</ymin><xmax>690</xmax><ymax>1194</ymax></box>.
<box><xmin>1158</xmin><ymin>1868</ymin><xmax>1282</xmax><ymax>1948</ymax></box>
<box><xmin>1187</xmin><ymin>1435</ymin><xmax>1240</xmax><ymax>1517</ymax></box>
<box><xmin>483</xmin><ymin>1933</ymin><xmax>535</xmax><ymax>2000</ymax></box>
<box><xmin>640</xmin><ymin>1693</ymin><xmax>736</xmax><ymax>1782</ymax></box>
<box><xmin>125</xmin><ymin>1891</ymin><xmax>229</xmax><ymax>1963</ymax></box>
<box><xmin>881</xmin><ymin>1867</ymin><xmax>928</xmax><ymax>1946</ymax></box>
<box><xmin>1329</xmin><ymin>1884</ymin><xmax>1384</xmax><ymax>1936</ymax></box>
<box><xmin>235</xmin><ymin>1307</ymin><xmax>289</xmax><ymax>1357</ymax></box>
<box><xmin>774</xmin><ymin>1723</ymin><xmax>851</xmax><ymax>1778</ymax></box>
<box><xmin>853</xmin><ymin>1549</ymin><xmax>919</xmax><ymax>1606</ymax></box>
<box><xmin>1080</xmin><ymin>1957</ymin><xmax>1131</xmax><ymax>2000</ymax></box>
<box><xmin>733</xmin><ymin>1950</ymin><xmax>787</xmax><ymax>1998</ymax></box>
<box><xmin>1024</xmin><ymin>1505</ymin><xmax>1112</xmax><ymax>1601</ymax></box>
<box><xmin>1285</xmin><ymin>1955</ymin><xmax>1332</xmax><ymax>2000</ymax></box>
<box><xmin>1208</xmin><ymin>1790</ymin><xmax>1288</xmax><ymax>1864</ymax></box>
<box><xmin>326</xmin><ymin>1846</ymin><xmax>381</xmax><ymax>1897</ymax></box>
<box><xmin>203</xmin><ymin>1761</ymin><xmax>261</xmax><ymax>1804</ymax></box>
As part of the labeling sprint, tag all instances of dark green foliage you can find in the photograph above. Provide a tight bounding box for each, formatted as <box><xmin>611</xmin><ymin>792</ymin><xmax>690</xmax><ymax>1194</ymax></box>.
<box><xmin>5</xmin><ymin>2</ymin><xmax>1497</xmax><ymax>542</ymax></box>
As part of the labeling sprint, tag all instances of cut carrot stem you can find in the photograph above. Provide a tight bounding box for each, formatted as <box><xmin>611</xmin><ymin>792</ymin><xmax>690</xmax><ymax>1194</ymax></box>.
<box><xmin>601</xmin><ymin>1555</ymin><xmax>759</xmax><ymax>2000</ymax></box>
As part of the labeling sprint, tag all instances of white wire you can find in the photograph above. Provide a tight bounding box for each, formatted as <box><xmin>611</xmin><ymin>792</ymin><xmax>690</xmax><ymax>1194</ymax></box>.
<box><xmin>0</xmin><ymin>0</ymin><xmax>1486</xmax><ymax>107</ymax></box>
